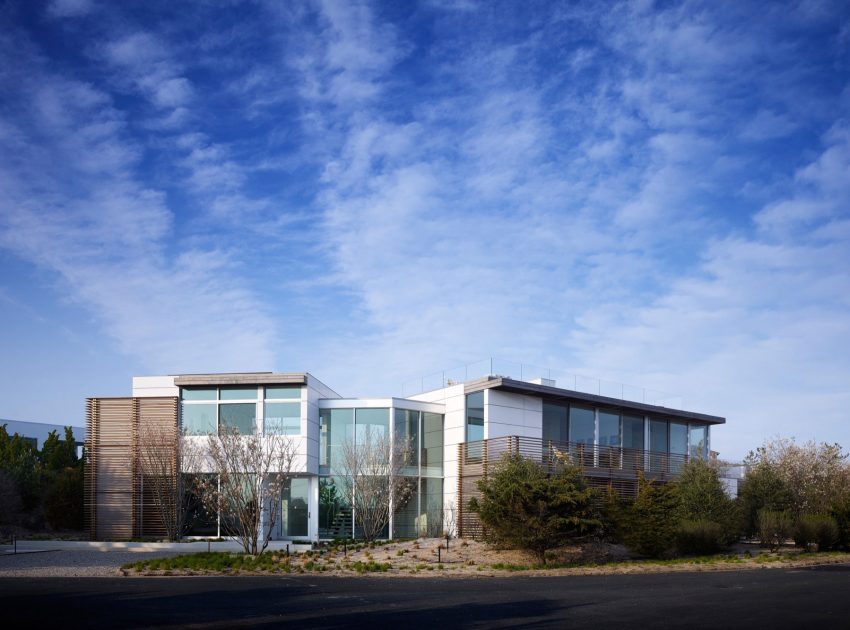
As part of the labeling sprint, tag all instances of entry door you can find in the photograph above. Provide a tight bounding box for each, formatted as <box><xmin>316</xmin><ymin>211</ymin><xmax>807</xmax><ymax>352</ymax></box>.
<box><xmin>282</xmin><ymin>478</ymin><xmax>309</xmax><ymax>538</ymax></box>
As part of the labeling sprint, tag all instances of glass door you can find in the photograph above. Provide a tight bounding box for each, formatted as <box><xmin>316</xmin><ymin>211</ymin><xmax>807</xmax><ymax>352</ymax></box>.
<box><xmin>281</xmin><ymin>478</ymin><xmax>309</xmax><ymax>538</ymax></box>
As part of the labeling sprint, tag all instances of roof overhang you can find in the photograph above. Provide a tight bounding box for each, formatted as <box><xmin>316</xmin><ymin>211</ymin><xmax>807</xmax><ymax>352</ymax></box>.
<box><xmin>173</xmin><ymin>373</ymin><xmax>307</xmax><ymax>387</ymax></box>
<box><xmin>464</xmin><ymin>376</ymin><xmax>726</xmax><ymax>425</ymax></box>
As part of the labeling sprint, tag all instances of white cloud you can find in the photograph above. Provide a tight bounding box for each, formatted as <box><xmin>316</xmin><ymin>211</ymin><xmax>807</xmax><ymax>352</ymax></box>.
<box><xmin>0</xmin><ymin>34</ymin><xmax>277</xmax><ymax>374</ymax></box>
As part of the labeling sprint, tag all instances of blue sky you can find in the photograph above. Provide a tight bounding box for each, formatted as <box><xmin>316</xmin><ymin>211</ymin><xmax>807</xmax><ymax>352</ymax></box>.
<box><xmin>0</xmin><ymin>0</ymin><xmax>848</xmax><ymax>460</ymax></box>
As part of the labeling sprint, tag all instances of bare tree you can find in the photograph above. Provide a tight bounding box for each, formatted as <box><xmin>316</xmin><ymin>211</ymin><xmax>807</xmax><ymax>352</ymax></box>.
<box><xmin>443</xmin><ymin>500</ymin><xmax>458</xmax><ymax>539</ymax></box>
<box><xmin>138</xmin><ymin>423</ymin><xmax>202</xmax><ymax>541</ymax></box>
<box><xmin>193</xmin><ymin>428</ymin><xmax>297</xmax><ymax>555</ymax></box>
<box><xmin>339</xmin><ymin>425</ymin><xmax>412</xmax><ymax>541</ymax></box>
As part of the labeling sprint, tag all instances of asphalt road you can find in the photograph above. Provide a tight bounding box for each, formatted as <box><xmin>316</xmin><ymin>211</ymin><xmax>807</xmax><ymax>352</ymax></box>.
<box><xmin>3</xmin><ymin>565</ymin><xmax>850</xmax><ymax>629</ymax></box>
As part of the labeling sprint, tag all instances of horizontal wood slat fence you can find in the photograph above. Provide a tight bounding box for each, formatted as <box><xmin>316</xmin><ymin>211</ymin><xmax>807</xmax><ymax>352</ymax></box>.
<box><xmin>457</xmin><ymin>436</ymin><xmax>689</xmax><ymax>539</ymax></box>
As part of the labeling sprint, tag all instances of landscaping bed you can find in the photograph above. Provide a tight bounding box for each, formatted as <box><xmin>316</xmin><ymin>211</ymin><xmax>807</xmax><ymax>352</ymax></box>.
<box><xmin>120</xmin><ymin>538</ymin><xmax>850</xmax><ymax>577</ymax></box>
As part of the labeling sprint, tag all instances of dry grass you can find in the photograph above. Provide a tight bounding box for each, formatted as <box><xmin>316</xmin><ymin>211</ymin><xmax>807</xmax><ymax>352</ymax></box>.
<box><xmin>121</xmin><ymin>538</ymin><xmax>850</xmax><ymax>577</ymax></box>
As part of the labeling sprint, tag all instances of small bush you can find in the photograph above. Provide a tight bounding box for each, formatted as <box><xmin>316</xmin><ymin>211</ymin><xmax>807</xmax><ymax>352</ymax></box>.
<box><xmin>758</xmin><ymin>509</ymin><xmax>794</xmax><ymax>551</ymax></box>
<box><xmin>794</xmin><ymin>515</ymin><xmax>840</xmax><ymax>551</ymax></box>
<box><xmin>675</xmin><ymin>520</ymin><xmax>724</xmax><ymax>556</ymax></box>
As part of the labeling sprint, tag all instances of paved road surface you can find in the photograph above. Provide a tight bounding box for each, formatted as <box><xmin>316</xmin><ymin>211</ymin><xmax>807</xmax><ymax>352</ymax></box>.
<box><xmin>2</xmin><ymin>564</ymin><xmax>849</xmax><ymax>629</ymax></box>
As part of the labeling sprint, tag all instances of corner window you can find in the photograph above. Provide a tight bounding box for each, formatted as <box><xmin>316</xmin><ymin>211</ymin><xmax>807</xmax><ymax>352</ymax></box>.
<box><xmin>465</xmin><ymin>392</ymin><xmax>484</xmax><ymax>442</ymax></box>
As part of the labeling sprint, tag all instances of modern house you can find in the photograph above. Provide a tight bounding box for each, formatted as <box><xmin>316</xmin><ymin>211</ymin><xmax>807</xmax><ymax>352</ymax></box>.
<box><xmin>85</xmin><ymin>369</ymin><xmax>725</xmax><ymax>541</ymax></box>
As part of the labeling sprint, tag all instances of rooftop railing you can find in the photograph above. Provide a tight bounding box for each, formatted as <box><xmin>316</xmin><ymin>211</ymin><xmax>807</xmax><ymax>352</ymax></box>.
<box><xmin>401</xmin><ymin>358</ymin><xmax>683</xmax><ymax>409</ymax></box>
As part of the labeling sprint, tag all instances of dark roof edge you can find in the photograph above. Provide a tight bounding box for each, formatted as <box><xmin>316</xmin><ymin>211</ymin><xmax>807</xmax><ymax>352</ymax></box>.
<box><xmin>465</xmin><ymin>376</ymin><xmax>726</xmax><ymax>425</ymax></box>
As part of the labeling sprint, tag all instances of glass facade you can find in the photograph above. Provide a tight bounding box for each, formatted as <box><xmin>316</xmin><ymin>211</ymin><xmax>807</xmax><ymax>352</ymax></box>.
<box><xmin>180</xmin><ymin>385</ymin><xmax>304</xmax><ymax>437</ymax></box>
<box><xmin>465</xmin><ymin>392</ymin><xmax>484</xmax><ymax>442</ymax></box>
<box><xmin>219</xmin><ymin>403</ymin><xmax>255</xmax><ymax>435</ymax></box>
<box><xmin>689</xmin><ymin>425</ymin><xmax>708</xmax><ymax>459</ymax></box>
<box><xmin>182</xmin><ymin>404</ymin><xmax>216</xmax><ymax>435</ymax></box>
<box><xmin>264</xmin><ymin>402</ymin><xmax>301</xmax><ymax>435</ymax></box>
<box><xmin>319</xmin><ymin>408</ymin><xmax>354</xmax><ymax>472</ymax></box>
<box><xmin>318</xmin><ymin>404</ymin><xmax>443</xmax><ymax>539</ymax></box>
<box><xmin>622</xmin><ymin>415</ymin><xmax>644</xmax><ymax>450</ymax></box>
<box><xmin>265</xmin><ymin>386</ymin><xmax>300</xmax><ymax>399</ymax></box>
<box><xmin>569</xmin><ymin>406</ymin><xmax>595</xmax><ymax>445</ymax></box>
<box><xmin>422</xmin><ymin>412</ymin><xmax>443</xmax><ymax>477</ymax></box>
<box><xmin>542</xmin><ymin>403</ymin><xmax>568</xmax><ymax>443</ymax></box>
<box><xmin>395</xmin><ymin>409</ymin><xmax>420</xmax><ymax>476</ymax></box>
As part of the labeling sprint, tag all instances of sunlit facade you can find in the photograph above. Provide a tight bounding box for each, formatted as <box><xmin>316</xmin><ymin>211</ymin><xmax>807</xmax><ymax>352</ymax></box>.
<box><xmin>85</xmin><ymin>371</ymin><xmax>724</xmax><ymax>541</ymax></box>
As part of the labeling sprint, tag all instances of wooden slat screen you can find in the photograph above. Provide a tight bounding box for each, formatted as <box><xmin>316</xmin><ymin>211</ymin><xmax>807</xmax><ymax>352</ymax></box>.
<box><xmin>85</xmin><ymin>396</ymin><xmax>178</xmax><ymax>540</ymax></box>
<box><xmin>457</xmin><ymin>436</ymin><xmax>687</xmax><ymax>539</ymax></box>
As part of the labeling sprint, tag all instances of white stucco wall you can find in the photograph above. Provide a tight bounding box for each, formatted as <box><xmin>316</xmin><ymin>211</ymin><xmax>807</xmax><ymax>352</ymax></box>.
<box><xmin>485</xmin><ymin>389</ymin><xmax>543</xmax><ymax>439</ymax></box>
<box><xmin>132</xmin><ymin>375</ymin><xmax>178</xmax><ymax>398</ymax></box>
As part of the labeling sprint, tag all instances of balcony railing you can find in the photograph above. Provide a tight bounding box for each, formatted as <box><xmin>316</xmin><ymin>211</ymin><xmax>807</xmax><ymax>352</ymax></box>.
<box><xmin>457</xmin><ymin>436</ymin><xmax>692</xmax><ymax>538</ymax></box>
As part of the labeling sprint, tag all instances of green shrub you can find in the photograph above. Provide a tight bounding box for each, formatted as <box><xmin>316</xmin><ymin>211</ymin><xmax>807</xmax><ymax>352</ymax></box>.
<box><xmin>620</xmin><ymin>475</ymin><xmax>679</xmax><ymax>558</ymax></box>
<box><xmin>829</xmin><ymin>494</ymin><xmax>850</xmax><ymax>551</ymax></box>
<box><xmin>44</xmin><ymin>467</ymin><xmax>84</xmax><ymax>530</ymax></box>
<box><xmin>677</xmin><ymin>460</ymin><xmax>740</xmax><ymax>545</ymax></box>
<box><xmin>675</xmin><ymin>520</ymin><xmax>724</xmax><ymax>556</ymax></box>
<box><xmin>757</xmin><ymin>509</ymin><xmax>793</xmax><ymax>551</ymax></box>
<box><xmin>468</xmin><ymin>453</ymin><xmax>599</xmax><ymax>564</ymax></box>
<box><xmin>794</xmin><ymin>514</ymin><xmax>839</xmax><ymax>551</ymax></box>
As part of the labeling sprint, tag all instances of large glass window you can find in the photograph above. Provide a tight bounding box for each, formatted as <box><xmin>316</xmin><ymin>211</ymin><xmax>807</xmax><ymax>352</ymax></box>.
<box><xmin>569</xmin><ymin>406</ymin><xmax>595</xmax><ymax>445</ymax></box>
<box><xmin>421</xmin><ymin>412</ymin><xmax>443</xmax><ymax>477</ymax></box>
<box><xmin>182</xmin><ymin>404</ymin><xmax>216</xmax><ymax>435</ymax></box>
<box><xmin>318</xmin><ymin>476</ymin><xmax>348</xmax><ymax>538</ymax></box>
<box><xmin>466</xmin><ymin>392</ymin><xmax>484</xmax><ymax>443</ymax></box>
<box><xmin>649</xmin><ymin>419</ymin><xmax>668</xmax><ymax>452</ymax></box>
<box><xmin>598</xmin><ymin>411</ymin><xmax>620</xmax><ymax>448</ymax></box>
<box><xmin>542</xmin><ymin>403</ymin><xmax>568</xmax><ymax>443</ymax></box>
<box><xmin>393</xmin><ymin>478</ymin><xmax>419</xmax><ymax>539</ymax></box>
<box><xmin>669</xmin><ymin>421</ymin><xmax>688</xmax><ymax>473</ymax></box>
<box><xmin>622</xmin><ymin>415</ymin><xmax>645</xmax><ymax>471</ymax></box>
<box><xmin>670</xmin><ymin>422</ymin><xmax>688</xmax><ymax>456</ymax></box>
<box><xmin>182</xmin><ymin>388</ymin><xmax>216</xmax><ymax>401</ymax></box>
<box><xmin>420</xmin><ymin>477</ymin><xmax>444</xmax><ymax>537</ymax></box>
<box><xmin>219</xmin><ymin>387</ymin><xmax>257</xmax><ymax>400</ymax></box>
<box><xmin>395</xmin><ymin>409</ymin><xmax>420</xmax><ymax>475</ymax></box>
<box><xmin>355</xmin><ymin>408</ymin><xmax>389</xmax><ymax>444</ymax></box>
<box><xmin>264</xmin><ymin>402</ymin><xmax>301</xmax><ymax>435</ymax></box>
<box><xmin>689</xmin><ymin>425</ymin><xmax>708</xmax><ymax>459</ymax></box>
<box><xmin>320</xmin><ymin>408</ymin><xmax>354</xmax><ymax>472</ymax></box>
<box><xmin>649</xmin><ymin>419</ymin><xmax>668</xmax><ymax>473</ymax></box>
<box><xmin>598</xmin><ymin>411</ymin><xmax>620</xmax><ymax>468</ymax></box>
<box><xmin>265</xmin><ymin>386</ymin><xmax>301</xmax><ymax>399</ymax></box>
<box><xmin>219</xmin><ymin>403</ymin><xmax>256</xmax><ymax>435</ymax></box>
<box><xmin>622</xmin><ymin>415</ymin><xmax>644</xmax><ymax>450</ymax></box>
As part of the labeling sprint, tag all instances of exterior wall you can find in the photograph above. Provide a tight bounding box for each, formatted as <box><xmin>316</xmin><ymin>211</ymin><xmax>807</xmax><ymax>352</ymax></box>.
<box><xmin>484</xmin><ymin>390</ymin><xmax>543</xmax><ymax>440</ymax></box>
<box><xmin>132</xmin><ymin>376</ymin><xmax>179</xmax><ymax>398</ymax></box>
<box><xmin>409</xmin><ymin>383</ymin><xmax>465</xmax><ymax>532</ymax></box>
<box><xmin>306</xmin><ymin>374</ymin><xmax>342</xmax><ymax>473</ymax></box>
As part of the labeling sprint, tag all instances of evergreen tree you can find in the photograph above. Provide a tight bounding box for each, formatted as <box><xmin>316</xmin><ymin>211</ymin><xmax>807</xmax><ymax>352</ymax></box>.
<box><xmin>468</xmin><ymin>453</ymin><xmax>599</xmax><ymax>564</ymax></box>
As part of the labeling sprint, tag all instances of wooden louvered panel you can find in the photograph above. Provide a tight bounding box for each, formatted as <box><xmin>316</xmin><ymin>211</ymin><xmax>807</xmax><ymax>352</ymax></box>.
<box><xmin>85</xmin><ymin>396</ymin><xmax>178</xmax><ymax>540</ymax></box>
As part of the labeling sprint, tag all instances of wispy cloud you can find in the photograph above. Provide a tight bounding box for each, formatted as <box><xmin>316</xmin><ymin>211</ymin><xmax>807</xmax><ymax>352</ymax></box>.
<box><xmin>0</xmin><ymin>25</ymin><xmax>276</xmax><ymax>373</ymax></box>
<box><xmin>0</xmin><ymin>0</ymin><xmax>847</xmax><ymax>457</ymax></box>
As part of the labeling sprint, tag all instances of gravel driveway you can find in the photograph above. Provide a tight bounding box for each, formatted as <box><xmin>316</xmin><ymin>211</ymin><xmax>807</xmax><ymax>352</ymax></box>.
<box><xmin>0</xmin><ymin>549</ymin><xmax>186</xmax><ymax>577</ymax></box>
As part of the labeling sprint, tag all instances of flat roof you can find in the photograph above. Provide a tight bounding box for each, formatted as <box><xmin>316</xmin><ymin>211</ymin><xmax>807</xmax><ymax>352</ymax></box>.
<box><xmin>464</xmin><ymin>376</ymin><xmax>726</xmax><ymax>425</ymax></box>
<box><xmin>173</xmin><ymin>373</ymin><xmax>307</xmax><ymax>386</ymax></box>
